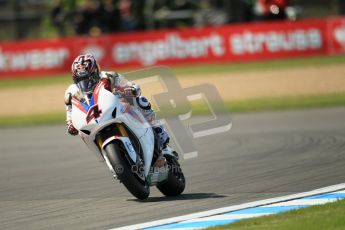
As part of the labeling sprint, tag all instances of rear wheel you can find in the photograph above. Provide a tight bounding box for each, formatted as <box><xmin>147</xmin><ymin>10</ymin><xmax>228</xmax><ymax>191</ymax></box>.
<box><xmin>156</xmin><ymin>155</ymin><xmax>185</xmax><ymax>196</ymax></box>
<box><xmin>104</xmin><ymin>141</ymin><xmax>150</xmax><ymax>200</ymax></box>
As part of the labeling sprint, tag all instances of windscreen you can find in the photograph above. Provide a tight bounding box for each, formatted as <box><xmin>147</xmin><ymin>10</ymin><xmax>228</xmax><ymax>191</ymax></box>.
<box><xmin>77</xmin><ymin>77</ymin><xmax>95</xmax><ymax>95</ymax></box>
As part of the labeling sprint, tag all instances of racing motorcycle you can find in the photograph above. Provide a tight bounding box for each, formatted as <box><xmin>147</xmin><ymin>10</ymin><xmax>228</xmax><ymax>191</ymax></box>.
<box><xmin>71</xmin><ymin>79</ymin><xmax>185</xmax><ymax>200</ymax></box>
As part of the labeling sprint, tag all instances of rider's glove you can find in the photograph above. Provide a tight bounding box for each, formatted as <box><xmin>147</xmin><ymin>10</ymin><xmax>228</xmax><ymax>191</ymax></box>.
<box><xmin>66</xmin><ymin>121</ymin><xmax>78</xmax><ymax>136</ymax></box>
<box><xmin>124</xmin><ymin>84</ymin><xmax>141</xmax><ymax>97</ymax></box>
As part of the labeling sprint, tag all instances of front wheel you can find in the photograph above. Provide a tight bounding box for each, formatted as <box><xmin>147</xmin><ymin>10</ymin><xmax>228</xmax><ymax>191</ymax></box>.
<box><xmin>104</xmin><ymin>141</ymin><xmax>150</xmax><ymax>200</ymax></box>
<box><xmin>157</xmin><ymin>155</ymin><xmax>185</xmax><ymax>196</ymax></box>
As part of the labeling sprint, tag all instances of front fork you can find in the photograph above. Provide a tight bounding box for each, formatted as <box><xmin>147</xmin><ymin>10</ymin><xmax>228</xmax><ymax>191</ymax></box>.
<box><xmin>95</xmin><ymin>123</ymin><xmax>139</xmax><ymax>178</ymax></box>
<box><xmin>95</xmin><ymin>123</ymin><xmax>169</xmax><ymax>185</ymax></box>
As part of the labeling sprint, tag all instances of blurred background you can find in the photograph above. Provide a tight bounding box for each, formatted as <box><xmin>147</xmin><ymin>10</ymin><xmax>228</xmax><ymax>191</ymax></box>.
<box><xmin>0</xmin><ymin>0</ymin><xmax>343</xmax><ymax>41</ymax></box>
<box><xmin>1</xmin><ymin>2</ymin><xmax>345</xmax><ymax>229</ymax></box>
<box><xmin>0</xmin><ymin>0</ymin><xmax>345</xmax><ymax>123</ymax></box>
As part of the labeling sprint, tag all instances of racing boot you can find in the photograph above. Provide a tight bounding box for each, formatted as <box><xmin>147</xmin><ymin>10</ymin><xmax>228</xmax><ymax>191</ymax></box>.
<box><xmin>136</xmin><ymin>95</ymin><xmax>179</xmax><ymax>159</ymax></box>
<box><xmin>154</xmin><ymin>126</ymin><xmax>179</xmax><ymax>160</ymax></box>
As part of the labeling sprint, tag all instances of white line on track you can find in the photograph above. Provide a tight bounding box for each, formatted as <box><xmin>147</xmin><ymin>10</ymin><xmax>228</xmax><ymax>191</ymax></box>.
<box><xmin>265</xmin><ymin>198</ymin><xmax>338</xmax><ymax>206</ymax></box>
<box><xmin>182</xmin><ymin>213</ymin><xmax>270</xmax><ymax>223</ymax></box>
<box><xmin>111</xmin><ymin>183</ymin><xmax>345</xmax><ymax>230</ymax></box>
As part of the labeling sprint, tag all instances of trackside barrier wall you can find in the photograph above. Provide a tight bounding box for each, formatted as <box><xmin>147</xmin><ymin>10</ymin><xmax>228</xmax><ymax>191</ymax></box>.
<box><xmin>1</xmin><ymin>17</ymin><xmax>345</xmax><ymax>78</ymax></box>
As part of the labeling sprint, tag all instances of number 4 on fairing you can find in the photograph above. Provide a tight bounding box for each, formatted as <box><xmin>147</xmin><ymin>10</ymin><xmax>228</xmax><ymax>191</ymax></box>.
<box><xmin>86</xmin><ymin>104</ymin><xmax>102</xmax><ymax>123</ymax></box>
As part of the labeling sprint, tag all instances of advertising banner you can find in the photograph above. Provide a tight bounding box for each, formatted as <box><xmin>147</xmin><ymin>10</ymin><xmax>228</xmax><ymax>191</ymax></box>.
<box><xmin>0</xmin><ymin>17</ymin><xmax>344</xmax><ymax>78</ymax></box>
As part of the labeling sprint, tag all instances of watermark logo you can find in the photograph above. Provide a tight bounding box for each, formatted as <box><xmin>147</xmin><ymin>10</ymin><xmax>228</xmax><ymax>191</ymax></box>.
<box><xmin>124</xmin><ymin>66</ymin><xmax>232</xmax><ymax>159</ymax></box>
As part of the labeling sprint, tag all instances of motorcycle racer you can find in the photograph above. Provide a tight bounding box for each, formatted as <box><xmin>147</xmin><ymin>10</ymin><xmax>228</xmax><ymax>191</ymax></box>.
<box><xmin>64</xmin><ymin>53</ymin><xmax>177</xmax><ymax>159</ymax></box>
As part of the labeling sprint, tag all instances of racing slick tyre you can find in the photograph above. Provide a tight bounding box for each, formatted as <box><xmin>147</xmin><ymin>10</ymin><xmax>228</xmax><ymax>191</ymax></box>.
<box><xmin>157</xmin><ymin>155</ymin><xmax>185</xmax><ymax>196</ymax></box>
<box><xmin>104</xmin><ymin>141</ymin><xmax>150</xmax><ymax>200</ymax></box>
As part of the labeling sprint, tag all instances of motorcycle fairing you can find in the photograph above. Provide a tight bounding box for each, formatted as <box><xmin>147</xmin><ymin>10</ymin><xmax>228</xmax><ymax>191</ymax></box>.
<box><xmin>72</xmin><ymin>81</ymin><xmax>154</xmax><ymax>176</ymax></box>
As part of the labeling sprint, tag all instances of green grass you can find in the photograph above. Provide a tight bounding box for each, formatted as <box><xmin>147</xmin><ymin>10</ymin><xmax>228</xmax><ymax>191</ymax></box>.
<box><xmin>1</xmin><ymin>92</ymin><xmax>344</xmax><ymax>127</ymax></box>
<box><xmin>227</xmin><ymin>92</ymin><xmax>345</xmax><ymax>112</ymax></box>
<box><xmin>1</xmin><ymin>54</ymin><xmax>345</xmax><ymax>89</ymax></box>
<box><xmin>1</xmin><ymin>55</ymin><xmax>345</xmax><ymax>126</ymax></box>
<box><xmin>186</xmin><ymin>92</ymin><xmax>345</xmax><ymax>116</ymax></box>
<box><xmin>173</xmin><ymin>54</ymin><xmax>345</xmax><ymax>76</ymax></box>
<box><xmin>0</xmin><ymin>74</ymin><xmax>70</xmax><ymax>89</ymax></box>
<box><xmin>207</xmin><ymin>198</ymin><xmax>345</xmax><ymax>230</ymax></box>
<box><xmin>0</xmin><ymin>112</ymin><xmax>65</xmax><ymax>127</ymax></box>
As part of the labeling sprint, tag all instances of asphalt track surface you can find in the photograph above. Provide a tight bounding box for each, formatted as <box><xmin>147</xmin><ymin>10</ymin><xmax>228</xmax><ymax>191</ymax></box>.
<box><xmin>1</xmin><ymin>107</ymin><xmax>345</xmax><ymax>230</ymax></box>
